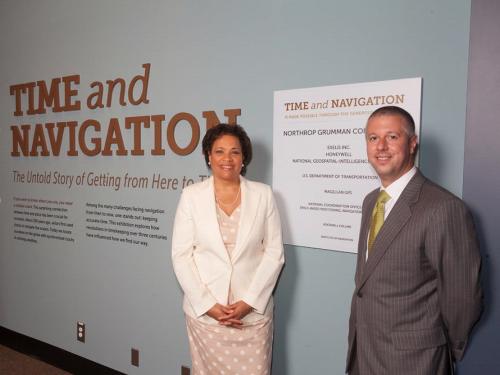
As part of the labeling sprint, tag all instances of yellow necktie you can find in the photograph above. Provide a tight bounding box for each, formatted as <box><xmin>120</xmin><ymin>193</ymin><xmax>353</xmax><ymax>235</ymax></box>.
<box><xmin>368</xmin><ymin>190</ymin><xmax>391</xmax><ymax>251</ymax></box>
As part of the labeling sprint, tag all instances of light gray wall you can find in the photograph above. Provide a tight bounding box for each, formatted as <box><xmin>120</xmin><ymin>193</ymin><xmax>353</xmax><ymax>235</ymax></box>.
<box><xmin>0</xmin><ymin>1</ymin><xmax>473</xmax><ymax>374</ymax></box>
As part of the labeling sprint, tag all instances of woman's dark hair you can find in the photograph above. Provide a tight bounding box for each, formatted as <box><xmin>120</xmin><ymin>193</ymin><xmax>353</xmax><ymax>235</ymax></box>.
<box><xmin>202</xmin><ymin>124</ymin><xmax>252</xmax><ymax>176</ymax></box>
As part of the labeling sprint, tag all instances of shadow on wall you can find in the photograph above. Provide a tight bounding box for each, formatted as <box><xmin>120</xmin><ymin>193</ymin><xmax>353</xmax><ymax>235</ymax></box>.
<box><xmin>418</xmin><ymin>130</ymin><xmax>444</xmax><ymax>187</ymax></box>
<box><xmin>247</xmin><ymin>140</ymin><xmax>299</xmax><ymax>375</ymax></box>
<box><xmin>271</xmin><ymin>189</ymin><xmax>298</xmax><ymax>375</ymax></box>
<box><xmin>246</xmin><ymin>140</ymin><xmax>271</xmax><ymax>184</ymax></box>
<box><xmin>455</xmin><ymin>207</ymin><xmax>492</xmax><ymax>375</ymax></box>
<box><xmin>272</xmin><ymin>245</ymin><xmax>298</xmax><ymax>375</ymax></box>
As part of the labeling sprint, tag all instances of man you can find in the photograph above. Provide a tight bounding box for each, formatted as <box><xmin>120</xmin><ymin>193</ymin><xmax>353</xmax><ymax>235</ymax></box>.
<box><xmin>346</xmin><ymin>106</ymin><xmax>482</xmax><ymax>375</ymax></box>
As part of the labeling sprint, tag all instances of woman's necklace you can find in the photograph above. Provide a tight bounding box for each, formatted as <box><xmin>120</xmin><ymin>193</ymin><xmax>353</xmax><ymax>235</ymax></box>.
<box><xmin>215</xmin><ymin>185</ymin><xmax>241</xmax><ymax>206</ymax></box>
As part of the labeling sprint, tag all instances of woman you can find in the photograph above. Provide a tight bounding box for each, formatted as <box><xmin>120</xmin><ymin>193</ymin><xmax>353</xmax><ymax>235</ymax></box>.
<box><xmin>172</xmin><ymin>123</ymin><xmax>285</xmax><ymax>374</ymax></box>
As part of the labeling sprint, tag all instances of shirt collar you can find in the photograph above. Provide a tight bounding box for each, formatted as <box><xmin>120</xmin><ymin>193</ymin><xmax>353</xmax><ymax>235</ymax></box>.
<box><xmin>381</xmin><ymin>166</ymin><xmax>417</xmax><ymax>203</ymax></box>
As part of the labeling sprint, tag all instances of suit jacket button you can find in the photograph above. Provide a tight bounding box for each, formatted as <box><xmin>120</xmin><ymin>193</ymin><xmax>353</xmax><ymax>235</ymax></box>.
<box><xmin>356</xmin><ymin>290</ymin><xmax>363</xmax><ymax>298</ymax></box>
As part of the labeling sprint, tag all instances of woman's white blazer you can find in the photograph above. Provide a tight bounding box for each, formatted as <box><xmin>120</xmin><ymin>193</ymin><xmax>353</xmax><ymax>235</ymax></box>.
<box><xmin>172</xmin><ymin>176</ymin><xmax>285</xmax><ymax>324</ymax></box>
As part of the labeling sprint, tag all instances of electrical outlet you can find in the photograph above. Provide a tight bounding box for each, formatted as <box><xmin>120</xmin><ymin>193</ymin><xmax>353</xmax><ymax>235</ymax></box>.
<box><xmin>181</xmin><ymin>366</ymin><xmax>190</xmax><ymax>375</ymax></box>
<box><xmin>131</xmin><ymin>348</ymin><xmax>139</xmax><ymax>367</ymax></box>
<box><xmin>77</xmin><ymin>321</ymin><xmax>85</xmax><ymax>343</ymax></box>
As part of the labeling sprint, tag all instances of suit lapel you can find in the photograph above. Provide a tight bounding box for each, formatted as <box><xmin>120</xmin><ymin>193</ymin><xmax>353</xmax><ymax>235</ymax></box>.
<box><xmin>358</xmin><ymin>172</ymin><xmax>425</xmax><ymax>289</ymax></box>
<box><xmin>356</xmin><ymin>191</ymin><xmax>377</xmax><ymax>283</ymax></box>
<box><xmin>231</xmin><ymin>177</ymin><xmax>261</xmax><ymax>262</ymax></box>
<box><xmin>203</xmin><ymin>176</ymin><xmax>232</xmax><ymax>263</ymax></box>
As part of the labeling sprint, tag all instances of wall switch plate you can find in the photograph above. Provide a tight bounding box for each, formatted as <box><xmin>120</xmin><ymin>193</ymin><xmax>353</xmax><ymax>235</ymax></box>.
<box><xmin>131</xmin><ymin>348</ymin><xmax>139</xmax><ymax>367</ymax></box>
<box><xmin>77</xmin><ymin>321</ymin><xmax>85</xmax><ymax>343</ymax></box>
<box><xmin>181</xmin><ymin>366</ymin><xmax>190</xmax><ymax>375</ymax></box>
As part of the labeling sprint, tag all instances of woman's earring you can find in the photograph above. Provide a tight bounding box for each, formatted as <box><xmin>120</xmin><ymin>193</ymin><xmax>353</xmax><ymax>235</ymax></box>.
<box><xmin>208</xmin><ymin>161</ymin><xmax>211</xmax><ymax>166</ymax></box>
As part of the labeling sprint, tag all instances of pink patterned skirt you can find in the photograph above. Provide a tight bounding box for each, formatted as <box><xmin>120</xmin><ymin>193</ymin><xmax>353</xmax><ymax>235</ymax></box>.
<box><xmin>186</xmin><ymin>315</ymin><xmax>273</xmax><ymax>375</ymax></box>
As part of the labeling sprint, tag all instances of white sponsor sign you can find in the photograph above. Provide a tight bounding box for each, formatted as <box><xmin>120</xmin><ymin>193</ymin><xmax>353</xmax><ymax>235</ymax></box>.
<box><xmin>273</xmin><ymin>78</ymin><xmax>422</xmax><ymax>252</ymax></box>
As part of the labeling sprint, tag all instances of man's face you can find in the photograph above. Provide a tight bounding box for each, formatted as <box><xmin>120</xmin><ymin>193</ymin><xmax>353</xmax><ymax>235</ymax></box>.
<box><xmin>365</xmin><ymin>114</ymin><xmax>418</xmax><ymax>187</ymax></box>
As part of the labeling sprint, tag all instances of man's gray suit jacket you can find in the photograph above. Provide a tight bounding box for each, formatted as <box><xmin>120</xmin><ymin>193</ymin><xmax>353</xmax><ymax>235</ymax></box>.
<box><xmin>346</xmin><ymin>171</ymin><xmax>482</xmax><ymax>375</ymax></box>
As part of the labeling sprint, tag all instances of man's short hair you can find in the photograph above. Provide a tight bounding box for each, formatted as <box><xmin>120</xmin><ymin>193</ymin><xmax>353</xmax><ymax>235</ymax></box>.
<box><xmin>368</xmin><ymin>106</ymin><xmax>416</xmax><ymax>136</ymax></box>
